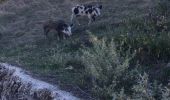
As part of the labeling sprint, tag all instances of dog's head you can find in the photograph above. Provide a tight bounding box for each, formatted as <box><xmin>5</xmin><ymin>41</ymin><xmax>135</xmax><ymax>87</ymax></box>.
<box><xmin>62</xmin><ymin>24</ymin><xmax>73</xmax><ymax>36</ymax></box>
<box><xmin>98</xmin><ymin>5</ymin><xmax>102</xmax><ymax>10</ymax></box>
<box><xmin>95</xmin><ymin>5</ymin><xmax>102</xmax><ymax>15</ymax></box>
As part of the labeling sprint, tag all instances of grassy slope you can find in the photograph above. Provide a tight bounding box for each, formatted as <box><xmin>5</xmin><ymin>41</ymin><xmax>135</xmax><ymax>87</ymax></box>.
<box><xmin>1</xmin><ymin>0</ymin><xmax>170</xmax><ymax>100</ymax></box>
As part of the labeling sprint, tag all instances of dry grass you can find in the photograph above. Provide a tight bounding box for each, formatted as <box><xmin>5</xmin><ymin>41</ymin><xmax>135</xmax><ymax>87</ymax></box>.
<box><xmin>0</xmin><ymin>64</ymin><xmax>54</xmax><ymax>100</ymax></box>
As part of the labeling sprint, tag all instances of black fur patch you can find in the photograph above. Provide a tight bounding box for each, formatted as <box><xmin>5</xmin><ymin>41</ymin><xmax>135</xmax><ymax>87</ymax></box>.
<box><xmin>80</xmin><ymin>6</ymin><xmax>83</xmax><ymax>9</ymax></box>
<box><xmin>71</xmin><ymin>4</ymin><xmax>102</xmax><ymax>25</ymax></box>
<box><xmin>88</xmin><ymin>8</ymin><xmax>93</xmax><ymax>14</ymax></box>
<box><xmin>92</xmin><ymin>16</ymin><xmax>96</xmax><ymax>21</ymax></box>
<box><xmin>84</xmin><ymin>6</ymin><xmax>87</xmax><ymax>10</ymax></box>
<box><xmin>85</xmin><ymin>11</ymin><xmax>88</xmax><ymax>14</ymax></box>
<box><xmin>74</xmin><ymin>8</ymin><xmax>79</xmax><ymax>15</ymax></box>
<box><xmin>99</xmin><ymin>5</ymin><xmax>102</xmax><ymax>9</ymax></box>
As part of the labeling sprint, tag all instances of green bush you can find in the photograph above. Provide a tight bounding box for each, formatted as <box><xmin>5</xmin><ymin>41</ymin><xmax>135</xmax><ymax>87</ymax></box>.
<box><xmin>80</xmin><ymin>38</ymin><xmax>136</xmax><ymax>99</ymax></box>
<box><xmin>114</xmin><ymin>32</ymin><xmax>170</xmax><ymax>65</ymax></box>
<box><xmin>113</xmin><ymin>73</ymin><xmax>170</xmax><ymax>100</ymax></box>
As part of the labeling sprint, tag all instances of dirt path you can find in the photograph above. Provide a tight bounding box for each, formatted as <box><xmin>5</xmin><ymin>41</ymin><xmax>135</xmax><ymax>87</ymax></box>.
<box><xmin>0</xmin><ymin>63</ymin><xmax>80</xmax><ymax>100</ymax></box>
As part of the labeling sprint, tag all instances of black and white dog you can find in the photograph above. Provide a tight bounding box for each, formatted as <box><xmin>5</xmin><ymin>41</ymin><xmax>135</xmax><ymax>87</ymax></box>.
<box><xmin>43</xmin><ymin>20</ymin><xmax>73</xmax><ymax>39</ymax></box>
<box><xmin>71</xmin><ymin>4</ymin><xmax>102</xmax><ymax>25</ymax></box>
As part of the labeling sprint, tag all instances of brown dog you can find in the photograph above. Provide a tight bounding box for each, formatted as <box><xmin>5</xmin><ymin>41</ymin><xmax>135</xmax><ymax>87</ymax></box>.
<box><xmin>43</xmin><ymin>20</ymin><xmax>73</xmax><ymax>39</ymax></box>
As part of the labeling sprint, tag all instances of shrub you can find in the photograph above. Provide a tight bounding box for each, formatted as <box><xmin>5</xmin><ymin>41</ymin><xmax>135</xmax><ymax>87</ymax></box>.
<box><xmin>80</xmin><ymin>38</ymin><xmax>136</xmax><ymax>99</ymax></box>
<box><xmin>114</xmin><ymin>32</ymin><xmax>170</xmax><ymax>65</ymax></box>
<box><xmin>113</xmin><ymin>72</ymin><xmax>170</xmax><ymax>100</ymax></box>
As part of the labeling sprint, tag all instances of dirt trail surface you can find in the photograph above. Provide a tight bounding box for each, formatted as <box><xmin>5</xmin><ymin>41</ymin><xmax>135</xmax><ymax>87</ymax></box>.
<box><xmin>0</xmin><ymin>63</ymin><xmax>79</xmax><ymax>100</ymax></box>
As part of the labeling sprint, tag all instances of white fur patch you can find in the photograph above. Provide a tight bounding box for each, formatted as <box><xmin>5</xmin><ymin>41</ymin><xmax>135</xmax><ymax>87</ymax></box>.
<box><xmin>96</xmin><ymin>8</ymin><xmax>101</xmax><ymax>16</ymax></box>
<box><xmin>62</xmin><ymin>26</ymin><xmax>72</xmax><ymax>36</ymax></box>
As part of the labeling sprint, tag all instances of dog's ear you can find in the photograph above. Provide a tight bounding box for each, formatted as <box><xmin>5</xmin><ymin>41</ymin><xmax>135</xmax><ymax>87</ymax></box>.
<box><xmin>98</xmin><ymin>5</ymin><xmax>102</xmax><ymax>9</ymax></box>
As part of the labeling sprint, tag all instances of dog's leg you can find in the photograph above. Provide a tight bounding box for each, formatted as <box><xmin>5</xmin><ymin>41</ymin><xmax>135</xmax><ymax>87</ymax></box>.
<box><xmin>71</xmin><ymin>14</ymin><xmax>74</xmax><ymax>24</ymax></box>
<box><xmin>76</xmin><ymin>16</ymin><xmax>81</xmax><ymax>26</ymax></box>
<box><xmin>77</xmin><ymin>19</ymin><xmax>81</xmax><ymax>26</ymax></box>
<box><xmin>92</xmin><ymin>16</ymin><xmax>96</xmax><ymax>22</ymax></box>
<box><xmin>44</xmin><ymin>27</ymin><xmax>52</xmax><ymax>44</ymax></box>
<box><xmin>58</xmin><ymin>32</ymin><xmax>64</xmax><ymax>40</ymax></box>
<box><xmin>44</xmin><ymin>27</ymin><xmax>50</xmax><ymax>39</ymax></box>
<box><xmin>54</xmin><ymin>32</ymin><xmax>58</xmax><ymax>40</ymax></box>
<box><xmin>88</xmin><ymin>15</ymin><xmax>92</xmax><ymax>25</ymax></box>
<box><xmin>65</xmin><ymin>34</ymin><xmax>70</xmax><ymax>39</ymax></box>
<box><xmin>71</xmin><ymin>14</ymin><xmax>80</xmax><ymax>26</ymax></box>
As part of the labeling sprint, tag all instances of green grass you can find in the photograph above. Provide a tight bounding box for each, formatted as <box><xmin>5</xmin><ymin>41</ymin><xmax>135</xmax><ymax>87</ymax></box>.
<box><xmin>0</xmin><ymin>0</ymin><xmax>170</xmax><ymax>100</ymax></box>
<box><xmin>0</xmin><ymin>18</ymin><xmax>170</xmax><ymax>100</ymax></box>
<box><xmin>0</xmin><ymin>21</ymin><xmax>170</xmax><ymax>99</ymax></box>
